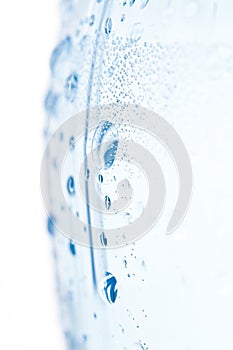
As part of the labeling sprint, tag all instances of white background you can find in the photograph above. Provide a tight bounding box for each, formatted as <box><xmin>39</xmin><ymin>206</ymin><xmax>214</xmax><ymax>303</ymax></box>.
<box><xmin>0</xmin><ymin>1</ymin><xmax>65</xmax><ymax>349</ymax></box>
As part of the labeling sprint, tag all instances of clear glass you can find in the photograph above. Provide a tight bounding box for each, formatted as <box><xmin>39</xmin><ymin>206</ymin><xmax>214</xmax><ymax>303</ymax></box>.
<box><xmin>44</xmin><ymin>1</ymin><xmax>233</xmax><ymax>349</ymax></box>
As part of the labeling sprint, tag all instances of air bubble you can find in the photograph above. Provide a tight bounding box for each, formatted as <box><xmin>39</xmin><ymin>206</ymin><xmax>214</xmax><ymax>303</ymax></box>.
<box><xmin>105</xmin><ymin>17</ymin><xmax>112</xmax><ymax>35</ymax></box>
<box><xmin>67</xmin><ymin>176</ymin><xmax>75</xmax><ymax>196</ymax></box>
<box><xmin>65</xmin><ymin>73</ymin><xmax>79</xmax><ymax>102</ymax></box>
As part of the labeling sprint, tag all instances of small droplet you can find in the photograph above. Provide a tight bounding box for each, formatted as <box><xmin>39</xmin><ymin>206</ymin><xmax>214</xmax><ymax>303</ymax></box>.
<box><xmin>123</xmin><ymin>259</ymin><xmax>127</xmax><ymax>268</ymax></box>
<box><xmin>121</xmin><ymin>13</ymin><xmax>126</xmax><ymax>22</ymax></box>
<box><xmin>47</xmin><ymin>216</ymin><xmax>55</xmax><ymax>236</ymax></box>
<box><xmin>44</xmin><ymin>90</ymin><xmax>59</xmax><ymax>115</ymax></box>
<box><xmin>69</xmin><ymin>136</ymin><xmax>75</xmax><ymax>151</ymax></box>
<box><xmin>129</xmin><ymin>0</ymin><xmax>135</xmax><ymax>6</ymax></box>
<box><xmin>130</xmin><ymin>23</ymin><xmax>144</xmax><ymax>43</ymax></box>
<box><xmin>67</xmin><ymin>176</ymin><xmax>75</xmax><ymax>196</ymax></box>
<box><xmin>102</xmin><ymin>272</ymin><xmax>118</xmax><ymax>304</ymax></box>
<box><xmin>86</xmin><ymin>168</ymin><xmax>90</xmax><ymax>180</ymax></box>
<box><xmin>93</xmin><ymin>312</ymin><xmax>97</xmax><ymax>318</ymax></box>
<box><xmin>105</xmin><ymin>17</ymin><xmax>112</xmax><ymax>35</ymax></box>
<box><xmin>140</xmin><ymin>0</ymin><xmax>150</xmax><ymax>9</ymax></box>
<box><xmin>100</xmin><ymin>232</ymin><xmax>108</xmax><ymax>246</ymax></box>
<box><xmin>98</xmin><ymin>174</ymin><xmax>103</xmax><ymax>183</ymax></box>
<box><xmin>89</xmin><ymin>14</ymin><xmax>95</xmax><ymax>26</ymax></box>
<box><xmin>105</xmin><ymin>195</ymin><xmax>111</xmax><ymax>209</ymax></box>
<box><xmin>65</xmin><ymin>73</ymin><xmax>79</xmax><ymax>102</ymax></box>
<box><xmin>50</xmin><ymin>36</ymin><xmax>72</xmax><ymax>74</ymax></box>
<box><xmin>69</xmin><ymin>240</ymin><xmax>76</xmax><ymax>256</ymax></box>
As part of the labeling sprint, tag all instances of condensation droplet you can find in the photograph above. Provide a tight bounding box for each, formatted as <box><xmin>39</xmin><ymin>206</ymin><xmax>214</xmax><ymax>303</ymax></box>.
<box><xmin>98</xmin><ymin>174</ymin><xmax>103</xmax><ymax>183</ymax></box>
<box><xmin>67</xmin><ymin>176</ymin><xmax>75</xmax><ymax>196</ymax></box>
<box><xmin>140</xmin><ymin>0</ymin><xmax>150</xmax><ymax>9</ymax></box>
<box><xmin>89</xmin><ymin>14</ymin><xmax>95</xmax><ymax>26</ymax></box>
<box><xmin>105</xmin><ymin>17</ymin><xmax>112</xmax><ymax>35</ymax></box>
<box><xmin>50</xmin><ymin>36</ymin><xmax>72</xmax><ymax>74</ymax></box>
<box><xmin>105</xmin><ymin>195</ymin><xmax>111</xmax><ymax>209</ymax></box>
<box><xmin>100</xmin><ymin>232</ymin><xmax>108</xmax><ymax>246</ymax></box>
<box><xmin>44</xmin><ymin>90</ymin><xmax>59</xmax><ymax>115</ymax></box>
<box><xmin>69</xmin><ymin>240</ymin><xmax>76</xmax><ymax>256</ymax></box>
<box><xmin>101</xmin><ymin>272</ymin><xmax>118</xmax><ymax>304</ymax></box>
<box><xmin>121</xmin><ymin>13</ymin><xmax>126</xmax><ymax>22</ymax></box>
<box><xmin>47</xmin><ymin>216</ymin><xmax>55</xmax><ymax>236</ymax></box>
<box><xmin>130</xmin><ymin>23</ymin><xmax>144</xmax><ymax>43</ymax></box>
<box><xmin>129</xmin><ymin>0</ymin><xmax>135</xmax><ymax>6</ymax></box>
<box><xmin>69</xmin><ymin>136</ymin><xmax>75</xmax><ymax>151</ymax></box>
<box><xmin>65</xmin><ymin>73</ymin><xmax>79</xmax><ymax>102</ymax></box>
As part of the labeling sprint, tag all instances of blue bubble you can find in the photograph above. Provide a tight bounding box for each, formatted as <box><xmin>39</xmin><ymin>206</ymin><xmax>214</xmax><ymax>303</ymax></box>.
<box><xmin>69</xmin><ymin>240</ymin><xmax>76</xmax><ymax>256</ymax></box>
<box><xmin>65</xmin><ymin>73</ymin><xmax>79</xmax><ymax>102</ymax></box>
<box><xmin>67</xmin><ymin>176</ymin><xmax>75</xmax><ymax>196</ymax></box>
<box><xmin>50</xmin><ymin>36</ymin><xmax>72</xmax><ymax>74</ymax></box>
<box><xmin>104</xmin><ymin>17</ymin><xmax>112</xmax><ymax>35</ymax></box>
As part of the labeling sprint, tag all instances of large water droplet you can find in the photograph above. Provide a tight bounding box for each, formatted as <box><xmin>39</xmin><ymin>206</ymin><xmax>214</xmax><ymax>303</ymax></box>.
<box><xmin>65</xmin><ymin>73</ymin><xmax>79</xmax><ymax>102</ymax></box>
<box><xmin>102</xmin><ymin>272</ymin><xmax>118</xmax><ymax>304</ymax></box>
<box><xmin>50</xmin><ymin>36</ymin><xmax>72</xmax><ymax>74</ymax></box>
<box><xmin>67</xmin><ymin>176</ymin><xmax>75</xmax><ymax>196</ymax></box>
<box><xmin>130</xmin><ymin>23</ymin><xmax>144</xmax><ymax>43</ymax></box>
<box><xmin>105</xmin><ymin>17</ymin><xmax>112</xmax><ymax>35</ymax></box>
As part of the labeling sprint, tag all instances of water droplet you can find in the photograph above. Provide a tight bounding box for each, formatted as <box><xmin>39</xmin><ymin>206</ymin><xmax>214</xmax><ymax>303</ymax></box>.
<box><xmin>140</xmin><ymin>0</ymin><xmax>150</xmax><ymax>9</ymax></box>
<box><xmin>89</xmin><ymin>14</ymin><xmax>95</xmax><ymax>26</ymax></box>
<box><xmin>86</xmin><ymin>168</ymin><xmax>90</xmax><ymax>180</ymax></box>
<box><xmin>104</xmin><ymin>139</ymin><xmax>118</xmax><ymax>169</ymax></box>
<box><xmin>44</xmin><ymin>90</ymin><xmax>59</xmax><ymax>115</ymax></box>
<box><xmin>69</xmin><ymin>136</ymin><xmax>75</xmax><ymax>151</ymax></box>
<box><xmin>130</xmin><ymin>23</ymin><xmax>144</xmax><ymax>43</ymax></box>
<box><xmin>67</xmin><ymin>176</ymin><xmax>75</xmax><ymax>196</ymax></box>
<box><xmin>65</xmin><ymin>73</ymin><xmax>79</xmax><ymax>102</ymax></box>
<box><xmin>50</xmin><ymin>36</ymin><xmax>72</xmax><ymax>74</ymax></box>
<box><xmin>121</xmin><ymin>13</ymin><xmax>126</xmax><ymax>22</ymax></box>
<box><xmin>69</xmin><ymin>240</ymin><xmax>76</xmax><ymax>255</ymax></box>
<box><xmin>129</xmin><ymin>0</ymin><xmax>135</xmax><ymax>6</ymax></box>
<box><xmin>96</xmin><ymin>0</ymin><xmax>102</xmax><ymax>2</ymax></box>
<box><xmin>105</xmin><ymin>17</ymin><xmax>112</xmax><ymax>35</ymax></box>
<box><xmin>100</xmin><ymin>232</ymin><xmax>108</xmax><ymax>246</ymax></box>
<box><xmin>123</xmin><ymin>259</ymin><xmax>127</xmax><ymax>268</ymax></box>
<box><xmin>105</xmin><ymin>195</ymin><xmax>111</xmax><ymax>210</ymax></box>
<box><xmin>98</xmin><ymin>174</ymin><xmax>103</xmax><ymax>183</ymax></box>
<box><xmin>102</xmin><ymin>272</ymin><xmax>118</xmax><ymax>304</ymax></box>
<box><xmin>47</xmin><ymin>216</ymin><xmax>55</xmax><ymax>235</ymax></box>
<box><xmin>93</xmin><ymin>312</ymin><xmax>97</xmax><ymax>318</ymax></box>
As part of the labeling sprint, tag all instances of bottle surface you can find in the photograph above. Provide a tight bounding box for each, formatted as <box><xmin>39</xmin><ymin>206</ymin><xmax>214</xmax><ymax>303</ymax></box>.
<box><xmin>44</xmin><ymin>1</ymin><xmax>233</xmax><ymax>349</ymax></box>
